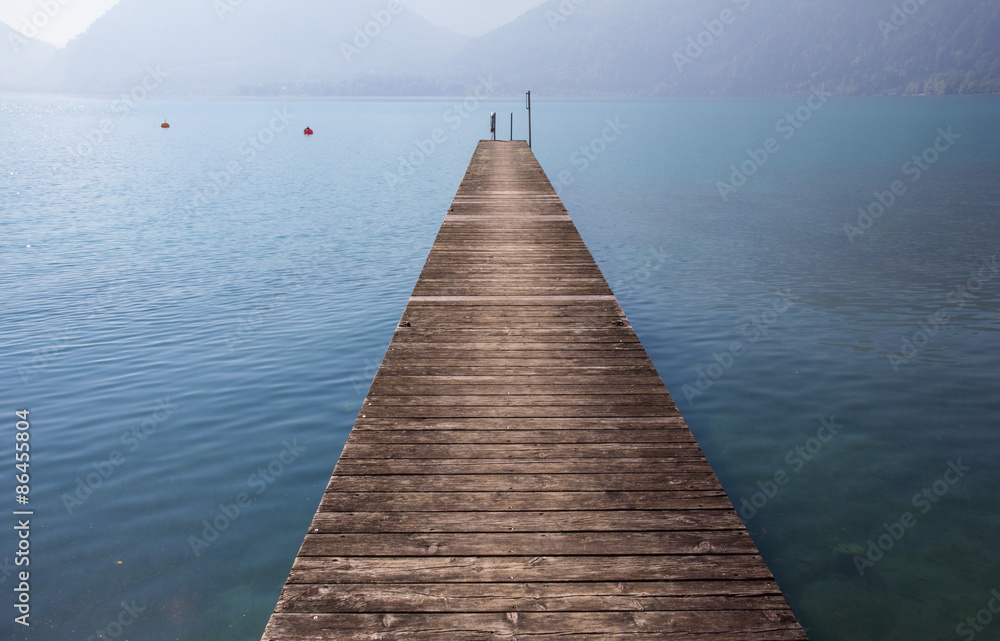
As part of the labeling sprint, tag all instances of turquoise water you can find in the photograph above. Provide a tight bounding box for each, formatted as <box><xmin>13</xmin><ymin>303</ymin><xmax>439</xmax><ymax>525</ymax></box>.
<box><xmin>1</xmin><ymin>95</ymin><xmax>998</xmax><ymax>640</ymax></box>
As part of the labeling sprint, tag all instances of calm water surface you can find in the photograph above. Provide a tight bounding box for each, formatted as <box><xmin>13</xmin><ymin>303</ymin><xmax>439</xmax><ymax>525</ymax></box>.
<box><xmin>1</xmin><ymin>95</ymin><xmax>998</xmax><ymax>641</ymax></box>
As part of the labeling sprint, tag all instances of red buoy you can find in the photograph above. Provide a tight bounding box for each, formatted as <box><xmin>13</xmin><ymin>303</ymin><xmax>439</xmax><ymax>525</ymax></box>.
<box><xmin>304</xmin><ymin>127</ymin><xmax>314</xmax><ymax>136</ymax></box>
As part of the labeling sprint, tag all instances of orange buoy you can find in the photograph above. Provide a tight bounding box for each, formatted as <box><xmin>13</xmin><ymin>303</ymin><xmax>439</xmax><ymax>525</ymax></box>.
<box><xmin>304</xmin><ymin>127</ymin><xmax>313</xmax><ymax>136</ymax></box>
<box><xmin>161</xmin><ymin>120</ymin><xmax>170</xmax><ymax>128</ymax></box>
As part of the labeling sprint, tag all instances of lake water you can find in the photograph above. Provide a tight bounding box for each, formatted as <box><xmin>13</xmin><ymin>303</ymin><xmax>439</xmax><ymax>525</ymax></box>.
<box><xmin>1</xmin><ymin>94</ymin><xmax>998</xmax><ymax>641</ymax></box>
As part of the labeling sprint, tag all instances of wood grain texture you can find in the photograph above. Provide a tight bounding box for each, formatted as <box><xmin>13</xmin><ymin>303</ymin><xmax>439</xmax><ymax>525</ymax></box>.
<box><xmin>259</xmin><ymin>141</ymin><xmax>807</xmax><ymax>640</ymax></box>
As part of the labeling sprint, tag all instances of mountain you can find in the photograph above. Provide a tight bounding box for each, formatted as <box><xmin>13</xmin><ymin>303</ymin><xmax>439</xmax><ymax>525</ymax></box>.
<box><xmin>0</xmin><ymin>22</ymin><xmax>57</xmax><ymax>89</ymax></box>
<box><xmin>6</xmin><ymin>0</ymin><xmax>1000</xmax><ymax>96</ymax></box>
<box><xmin>33</xmin><ymin>0</ymin><xmax>468</xmax><ymax>95</ymax></box>
<box><xmin>460</xmin><ymin>0</ymin><xmax>1000</xmax><ymax>96</ymax></box>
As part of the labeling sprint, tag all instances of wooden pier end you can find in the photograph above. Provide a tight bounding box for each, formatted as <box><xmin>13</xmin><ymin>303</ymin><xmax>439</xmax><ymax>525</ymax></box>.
<box><xmin>260</xmin><ymin>141</ymin><xmax>808</xmax><ymax>640</ymax></box>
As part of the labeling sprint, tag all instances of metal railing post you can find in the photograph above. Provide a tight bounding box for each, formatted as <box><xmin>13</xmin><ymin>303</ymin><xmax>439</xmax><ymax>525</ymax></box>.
<box><xmin>526</xmin><ymin>91</ymin><xmax>532</xmax><ymax>149</ymax></box>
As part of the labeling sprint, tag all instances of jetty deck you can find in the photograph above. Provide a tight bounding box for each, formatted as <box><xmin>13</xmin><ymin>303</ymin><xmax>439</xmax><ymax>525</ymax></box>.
<box><xmin>260</xmin><ymin>141</ymin><xmax>807</xmax><ymax>640</ymax></box>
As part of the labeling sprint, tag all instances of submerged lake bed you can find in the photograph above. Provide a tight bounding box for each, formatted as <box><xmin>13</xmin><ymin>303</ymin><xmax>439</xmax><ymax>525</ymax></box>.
<box><xmin>1</xmin><ymin>95</ymin><xmax>998</xmax><ymax>641</ymax></box>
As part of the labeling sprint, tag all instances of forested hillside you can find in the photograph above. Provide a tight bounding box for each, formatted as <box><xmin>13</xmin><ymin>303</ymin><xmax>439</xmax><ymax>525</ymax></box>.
<box><xmin>465</xmin><ymin>0</ymin><xmax>1000</xmax><ymax>96</ymax></box>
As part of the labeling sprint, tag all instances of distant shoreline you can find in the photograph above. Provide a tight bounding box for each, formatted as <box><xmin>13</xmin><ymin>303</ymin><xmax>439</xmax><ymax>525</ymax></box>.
<box><xmin>3</xmin><ymin>91</ymin><xmax>999</xmax><ymax>102</ymax></box>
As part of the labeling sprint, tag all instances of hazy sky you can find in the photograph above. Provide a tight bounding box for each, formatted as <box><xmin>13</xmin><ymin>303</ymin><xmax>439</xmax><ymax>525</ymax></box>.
<box><xmin>0</xmin><ymin>0</ymin><xmax>121</xmax><ymax>47</ymax></box>
<box><xmin>409</xmin><ymin>0</ymin><xmax>548</xmax><ymax>36</ymax></box>
<box><xmin>0</xmin><ymin>0</ymin><xmax>548</xmax><ymax>47</ymax></box>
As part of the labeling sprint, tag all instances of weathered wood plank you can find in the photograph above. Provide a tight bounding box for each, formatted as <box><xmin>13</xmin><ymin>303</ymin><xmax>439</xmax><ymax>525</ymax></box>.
<box><xmin>379</xmin><ymin>355</ymin><xmax>657</xmax><ymax>366</ymax></box>
<box><xmin>298</xmin><ymin>530</ymin><xmax>757</xmax><ymax>556</ymax></box>
<box><xmin>306</xmin><ymin>511</ymin><xmax>745</xmax><ymax>533</ymax></box>
<box><xmin>285</xmin><ymin>555</ymin><xmax>777</xmax><ymax>584</ymax></box>
<box><xmin>374</xmin><ymin>358</ymin><xmax>657</xmax><ymax>368</ymax></box>
<box><xmin>368</xmin><ymin>366</ymin><xmax>662</xmax><ymax>377</ymax></box>
<box><xmin>318</xmin><ymin>491</ymin><xmax>734</xmax><ymax>513</ymax></box>
<box><xmin>386</xmin><ymin>342</ymin><xmax>647</xmax><ymax>352</ymax></box>
<box><xmin>323</xmin><ymin>474</ymin><xmax>721</xmax><ymax>493</ymax></box>
<box><xmin>351</xmin><ymin>417</ymin><xmax>691</xmax><ymax>430</ymax></box>
<box><xmin>361</xmin><ymin>395</ymin><xmax>676</xmax><ymax>407</ymax></box>
<box><xmin>274</xmin><ymin>583</ymin><xmax>792</xmax><ymax>613</ymax></box>
<box><xmin>389</xmin><ymin>332</ymin><xmax>642</xmax><ymax>343</ymax></box>
<box><xmin>400</xmin><ymin>304</ymin><xmax>624</xmax><ymax>314</ymax></box>
<box><xmin>333</xmin><ymin>460</ymin><xmax>709</xmax><ymax>475</ymax></box>
<box><xmin>345</xmin><ymin>430</ymin><xmax>696</xmax><ymax>444</ymax></box>
<box><xmin>369</xmin><ymin>374</ymin><xmax>665</xmax><ymax>384</ymax></box>
<box><xmin>264</xmin><ymin>623</ymin><xmax>806</xmax><ymax>641</ymax></box>
<box><xmin>357</xmin><ymin>406</ymin><xmax>684</xmax><ymax>419</ymax></box>
<box><xmin>338</xmin><ymin>443</ymin><xmax>697</xmax><ymax>460</ymax></box>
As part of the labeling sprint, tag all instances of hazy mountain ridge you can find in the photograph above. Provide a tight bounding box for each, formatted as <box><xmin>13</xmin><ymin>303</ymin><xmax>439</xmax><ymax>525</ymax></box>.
<box><xmin>4</xmin><ymin>0</ymin><xmax>1000</xmax><ymax>96</ymax></box>
<box><xmin>27</xmin><ymin>0</ymin><xmax>468</xmax><ymax>95</ymax></box>
<box><xmin>464</xmin><ymin>0</ymin><xmax>1000</xmax><ymax>96</ymax></box>
<box><xmin>0</xmin><ymin>22</ymin><xmax>57</xmax><ymax>89</ymax></box>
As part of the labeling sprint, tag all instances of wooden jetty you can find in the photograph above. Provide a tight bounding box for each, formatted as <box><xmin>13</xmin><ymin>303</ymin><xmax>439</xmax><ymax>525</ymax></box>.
<box><xmin>260</xmin><ymin>141</ymin><xmax>807</xmax><ymax>640</ymax></box>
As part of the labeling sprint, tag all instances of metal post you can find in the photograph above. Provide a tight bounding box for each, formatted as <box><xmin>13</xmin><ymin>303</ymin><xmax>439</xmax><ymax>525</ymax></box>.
<box><xmin>510</xmin><ymin>113</ymin><xmax>513</xmax><ymax>141</ymax></box>
<box><xmin>526</xmin><ymin>91</ymin><xmax>532</xmax><ymax>149</ymax></box>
